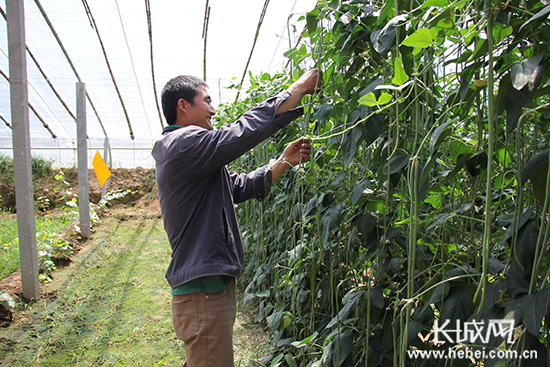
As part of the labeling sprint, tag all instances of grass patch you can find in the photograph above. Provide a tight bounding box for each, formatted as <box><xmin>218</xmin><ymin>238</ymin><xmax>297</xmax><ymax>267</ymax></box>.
<box><xmin>0</xmin><ymin>213</ymin><xmax>19</xmax><ymax>279</ymax></box>
<box><xmin>0</xmin><ymin>212</ymin><xmax>72</xmax><ymax>281</ymax></box>
<box><xmin>1</xmin><ymin>216</ymin><xmax>181</xmax><ymax>366</ymax></box>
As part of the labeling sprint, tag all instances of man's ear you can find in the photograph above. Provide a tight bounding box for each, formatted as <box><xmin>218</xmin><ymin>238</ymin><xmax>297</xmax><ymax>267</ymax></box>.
<box><xmin>178</xmin><ymin>98</ymin><xmax>187</xmax><ymax>110</ymax></box>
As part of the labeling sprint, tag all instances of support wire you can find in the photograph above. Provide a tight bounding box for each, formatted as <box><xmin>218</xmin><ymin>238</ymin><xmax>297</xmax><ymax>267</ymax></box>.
<box><xmin>145</xmin><ymin>0</ymin><xmax>164</xmax><ymax>128</ymax></box>
<box><xmin>0</xmin><ymin>43</ymin><xmax>75</xmax><ymax>140</ymax></box>
<box><xmin>0</xmin><ymin>114</ymin><xmax>12</xmax><ymax>129</ymax></box>
<box><xmin>202</xmin><ymin>0</ymin><xmax>210</xmax><ymax>81</ymax></box>
<box><xmin>114</xmin><ymin>0</ymin><xmax>153</xmax><ymax>142</ymax></box>
<box><xmin>81</xmin><ymin>0</ymin><xmax>134</xmax><ymax>140</ymax></box>
<box><xmin>0</xmin><ymin>7</ymin><xmax>77</xmax><ymax>123</ymax></box>
<box><xmin>33</xmin><ymin>0</ymin><xmax>109</xmax><ymax>140</ymax></box>
<box><xmin>235</xmin><ymin>0</ymin><xmax>271</xmax><ymax>101</ymax></box>
<box><xmin>0</xmin><ymin>69</ymin><xmax>57</xmax><ymax>139</ymax></box>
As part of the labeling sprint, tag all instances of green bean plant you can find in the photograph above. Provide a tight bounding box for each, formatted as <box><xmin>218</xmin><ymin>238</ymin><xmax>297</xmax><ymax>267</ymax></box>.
<box><xmin>221</xmin><ymin>1</ymin><xmax>550</xmax><ymax>366</ymax></box>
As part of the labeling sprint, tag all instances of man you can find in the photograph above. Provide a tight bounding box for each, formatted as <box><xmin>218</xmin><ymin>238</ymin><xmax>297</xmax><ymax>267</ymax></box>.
<box><xmin>152</xmin><ymin>69</ymin><xmax>321</xmax><ymax>366</ymax></box>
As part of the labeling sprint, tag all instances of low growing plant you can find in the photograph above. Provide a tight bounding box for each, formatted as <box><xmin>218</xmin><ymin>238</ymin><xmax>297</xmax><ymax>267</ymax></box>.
<box><xmin>0</xmin><ymin>291</ymin><xmax>15</xmax><ymax>309</ymax></box>
<box><xmin>0</xmin><ymin>212</ymin><xmax>73</xmax><ymax>283</ymax></box>
<box><xmin>36</xmin><ymin>229</ymin><xmax>73</xmax><ymax>283</ymax></box>
<box><xmin>0</xmin><ymin>154</ymin><xmax>53</xmax><ymax>184</ymax></box>
<box><xmin>97</xmin><ymin>189</ymin><xmax>143</xmax><ymax>211</ymax></box>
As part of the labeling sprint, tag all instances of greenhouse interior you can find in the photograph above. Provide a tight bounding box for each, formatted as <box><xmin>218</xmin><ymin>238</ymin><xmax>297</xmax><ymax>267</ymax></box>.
<box><xmin>1</xmin><ymin>0</ymin><xmax>550</xmax><ymax>366</ymax></box>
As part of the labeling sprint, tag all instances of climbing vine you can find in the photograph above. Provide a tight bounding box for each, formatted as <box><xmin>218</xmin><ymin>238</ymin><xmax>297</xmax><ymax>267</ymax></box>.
<box><xmin>217</xmin><ymin>1</ymin><xmax>550</xmax><ymax>366</ymax></box>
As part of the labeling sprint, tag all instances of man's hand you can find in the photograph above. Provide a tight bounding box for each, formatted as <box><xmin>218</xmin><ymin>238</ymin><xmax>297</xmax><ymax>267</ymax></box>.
<box><xmin>289</xmin><ymin>69</ymin><xmax>323</xmax><ymax>96</ymax></box>
<box><xmin>281</xmin><ymin>138</ymin><xmax>312</xmax><ymax>166</ymax></box>
<box><xmin>271</xmin><ymin>138</ymin><xmax>312</xmax><ymax>183</ymax></box>
<box><xmin>276</xmin><ymin>69</ymin><xmax>322</xmax><ymax>115</ymax></box>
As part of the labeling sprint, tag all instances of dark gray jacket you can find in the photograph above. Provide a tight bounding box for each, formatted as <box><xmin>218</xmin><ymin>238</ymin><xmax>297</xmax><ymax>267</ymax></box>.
<box><xmin>152</xmin><ymin>91</ymin><xmax>303</xmax><ymax>288</ymax></box>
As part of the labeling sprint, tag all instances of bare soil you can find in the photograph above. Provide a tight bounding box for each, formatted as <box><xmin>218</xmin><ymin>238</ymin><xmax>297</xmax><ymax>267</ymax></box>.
<box><xmin>0</xmin><ymin>167</ymin><xmax>159</xmax><ymax>212</ymax></box>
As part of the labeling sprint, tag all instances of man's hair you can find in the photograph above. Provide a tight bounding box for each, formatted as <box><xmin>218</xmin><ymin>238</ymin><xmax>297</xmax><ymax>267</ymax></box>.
<box><xmin>161</xmin><ymin>75</ymin><xmax>207</xmax><ymax>125</ymax></box>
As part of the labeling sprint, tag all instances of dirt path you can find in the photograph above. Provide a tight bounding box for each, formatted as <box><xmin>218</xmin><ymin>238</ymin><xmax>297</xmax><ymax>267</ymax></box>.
<box><xmin>0</xmin><ymin>211</ymin><xmax>270</xmax><ymax>366</ymax></box>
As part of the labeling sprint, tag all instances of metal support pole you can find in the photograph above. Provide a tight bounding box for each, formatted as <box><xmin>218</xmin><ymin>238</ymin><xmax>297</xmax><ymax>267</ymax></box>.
<box><xmin>101</xmin><ymin>137</ymin><xmax>110</xmax><ymax>199</ymax></box>
<box><xmin>8</xmin><ymin>0</ymin><xmax>40</xmax><ymax>300</ymax></box>
<box><xmin>77</xmin><ymin>82</ymin><xmax>90</xmax><ymax>239</ymax></box>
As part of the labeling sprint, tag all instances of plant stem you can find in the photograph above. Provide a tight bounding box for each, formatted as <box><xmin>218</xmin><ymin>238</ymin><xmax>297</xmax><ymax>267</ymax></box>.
<box><xmin>528</xmin><ymin>148</ymin><xmax>550</xmax><ymax>294</ymax></box>
<box><xmin>474</xmin><ymin>6</ymin><xmax>495</xmax><ymax>313</ymax></box>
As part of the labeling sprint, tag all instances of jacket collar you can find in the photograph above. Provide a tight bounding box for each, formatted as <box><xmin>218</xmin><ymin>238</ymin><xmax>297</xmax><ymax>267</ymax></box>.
<box><xmin>162</xmin><ymin>125</ymin><xmax>184</xmax><ymax>135</ymax></box>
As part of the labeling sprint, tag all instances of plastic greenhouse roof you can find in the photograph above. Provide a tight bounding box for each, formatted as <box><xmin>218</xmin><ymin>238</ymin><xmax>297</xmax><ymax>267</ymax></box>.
<box><xmin>0</xmin><ymin>0</ymin><xmax>316</xmax><ymax>168</ymax></box>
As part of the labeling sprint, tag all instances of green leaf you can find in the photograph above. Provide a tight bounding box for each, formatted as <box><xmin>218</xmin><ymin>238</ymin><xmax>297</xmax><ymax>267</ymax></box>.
<box><xmin>460</xmin><ymin>24</ymin><xmax>478</xmax><ymax>45</ymax></box>
<box><xmin>465</xmin><ymin>151</ymin><xmax>487</xmax><ymax>177</ymax></box>
<box><xmin>522</xmin><ymin>149</ymin><xmax>549</xmax><ymax>202</ymax></box>
<box><xmin>427</xmin><ymin>282</ymin><xmax>450</xmax><ymax>305</ymax></box>
<box><xmin>284</xmin><ymin>354</ymin><xmax>297</xmax><ymax>367</ymax></box>
<box><xmin>440</xmin><ymin>286</ymin><xmax>473</xmax><ymax>323</ymax></box>
<box><xmin>351</xmin><ymin>180</ymin><xmax>371</xmax><ymax>205</ymax></box>
<box><xmin>378</xmin><ymin>92</ymin><xmax>393</xmax><ymax>105</ymax></box>
<box><xmin>406</xmin><ymin>321</ymin><xmax>425</xmax><ymax>346</ymax></box>
<box><xmin>450</xmin><ymin>0</ymin><xmax>467</xmax><ymax>8</ymax></box>
<box><xmin>281</xmin><ymin>311</ymin><xmax>293</xmax><ymax>330</ymax></box>
<box><xmin>363</xmin><ymin>112</ymin><xmax>386</xmax><ymax>147</ymax></box>
<box><xmin>420</xmin><ymin>0</ymin><xmax>449</xmax><ymax>8</ymax></box>
<box><xmin>522</xmin><ymin>289</ymin><xmax>549</xmax><ymax>335</ymax></box>
<box><xmin>342</xmin><ymin>124</ymin><xmax>363</xmax><ymax>166</ymax></box>
<box><xmin>332</xmin><ymin>329</ymin><xmax>354</xmax><ymax>366</ymax></box>
<box><xmin>402</xmin><ymin>28</ymin><xmax>433</xmax><ymax>48</ymax></box>
<box><xmin>329</xmin><ymin>0</ymin><xmax>341</xmax><ymax>10</ymax></box>
<box><xmin>497</xmin><ymin>145</ymin><xmax>513</xmax><ymax>167</ymax></box>
<box><xmin>392</xmin><ymin>55</ymin><xmax>409</xmax><ymax>86</ymax></box>
<box><xmin>436</xmin><ymin>16</ymin><xmax>454</xmax><ymax>30</ymax></box>
<box><xmin>369</xmin><ymin>286</ymin><xmax>385</xmax><ymax>309</ymax></box>
<box><xmin>484</xmin><ymin>279</ymin><xmax>506</xmax><ymax>308</ymax></box>
<box><xmin>430</xmin><ymin>119</ymin><xmax>454</xmax><ymax>151</ymax></box>
<box><xmin>470</xmin><ymin>38</ymin><xmax>487</xmax><ymax>61</ymax></box>
<box><xmin>492</xmin><ymin>23</ymin><xmax>513</xmax><ymax>44</ymax></box>
<box><xmin>269</xmin><ymin>353</ymin><xmax>284</xmax><ymax>367</ymax></box>
<box><xmin>519</xmin><ymin>4</ymin><xmax>550</xmax><ymax>32</ymax></box>
<box><xmin>425</xmin><ymin>194</ymin><xmax>442</xmax><ymax>209</ymax></box>
<box><xmin>358</xmin><ymin>92</ymin><xmax>377</xmax><ymax>106</ymax></box>
<box><xmin>509</xmin><ymin>219</ymin><xmax>539</xmax><ymax>294</ymax></box>
<box><xmin>449</xmin><ymin>140</ymin><xmax>472</xmax><ymax>163</ymax></box>
<box><xmin>326</xmin><ymin>289</ymin><xmax>363</xmax><ymax>329</ymax></box>
<box><xmin>382</xmin><ymin>152</ymin><xmax>410</xmax><ymax>175</ymax></box>
<box><xmin>267</xmin><ymin>310</ymin><xmax>283</xmax><ymax>332</ymax></box>
<box><xmin>371</xmin><ymin>14</ymin><xmax>408</xmax><ymax>54</ymax></box>
<box><xmin>291</xmin><ymin>331</ymin><xmax>319</xmax><ymax>349</ymax></box>
<box><xmin>306</xmin><ymin>9</ymin><xmax>319</xmax><ymax>34</ymax></box>
<box><xmin>510</xmin><ymin>54</ymin><xmax>545</xmax><ymax>91</ymax></box>
<box><xmin>355</xmin><ymin>212</ymin><xmax>377</xmax><ymax>239</ymax></box>
<box><xmin>314</xmin><ymin>104</ymin><xmax>333</xmax><ymax>121</ymax></box>
<box><xmin>321</xmin><ymin>202</ymin><xmax>343</xmax><ymax>241</ymax></box>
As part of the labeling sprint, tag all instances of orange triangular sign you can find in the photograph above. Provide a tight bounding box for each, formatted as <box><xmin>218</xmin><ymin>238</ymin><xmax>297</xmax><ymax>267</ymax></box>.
<box><xmin>92</xmin><ymin>150</ymin><xmax>111</xmax><ymax>188</ymax></box>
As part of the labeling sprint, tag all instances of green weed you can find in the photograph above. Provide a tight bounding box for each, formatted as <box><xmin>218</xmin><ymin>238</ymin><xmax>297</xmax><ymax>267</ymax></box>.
<box><xmin>0</xmin><ymin>154</ymin><xmax>53</xmax><ymax>183</ymax></box>
<box><xmin>0</xmin><ymin>213</ymin><xmax>72</xmax><ymax>282</ymax></box>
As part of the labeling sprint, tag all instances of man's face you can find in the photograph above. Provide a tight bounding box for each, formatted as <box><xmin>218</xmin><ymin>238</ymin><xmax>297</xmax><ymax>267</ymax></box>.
<box><xmin>185</xmin><ymin>85</ymin><xmax>216</xmax><ymax>130</ymax></box>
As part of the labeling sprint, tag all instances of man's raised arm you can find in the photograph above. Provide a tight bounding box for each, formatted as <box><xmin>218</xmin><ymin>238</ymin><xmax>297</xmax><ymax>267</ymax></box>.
<box><xmin>276</xmin><ymin>69</ymin><xmax>322</xmax><ymax>115</ymax></box>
